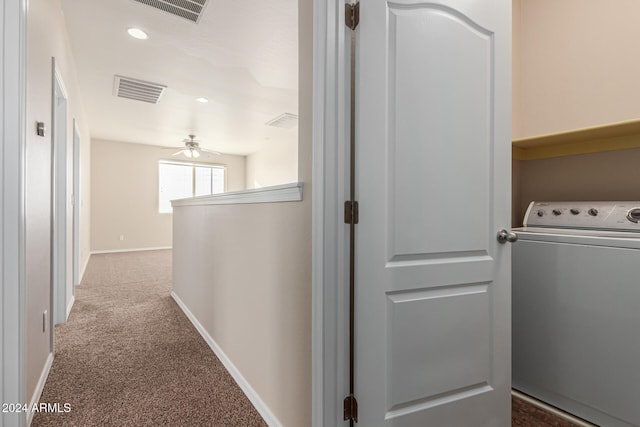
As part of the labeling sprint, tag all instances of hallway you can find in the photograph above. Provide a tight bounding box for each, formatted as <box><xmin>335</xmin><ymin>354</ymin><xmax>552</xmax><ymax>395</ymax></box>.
<box><xmin>33</xmin><ymin>250</ymin><xmax>266</xmax><ymax>426</ymax></box>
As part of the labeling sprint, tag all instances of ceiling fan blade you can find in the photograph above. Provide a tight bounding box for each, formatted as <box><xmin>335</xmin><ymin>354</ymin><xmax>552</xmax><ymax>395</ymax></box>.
<box><xmin>171</xmin><ymin>150</ymin><xmax>184</xmax><ymax>156</ymax></box>
<box><xmin>200</xmin><ymin>148</ymin><xmax>221</xmax><ymax>156</ymax></box>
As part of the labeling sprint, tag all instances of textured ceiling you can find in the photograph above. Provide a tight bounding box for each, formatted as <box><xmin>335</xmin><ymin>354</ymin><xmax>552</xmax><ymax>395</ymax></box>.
<box><xmin>60</xmin><ymin>0</ymin><xmax>298</xmax><ymax>155</ymax></box>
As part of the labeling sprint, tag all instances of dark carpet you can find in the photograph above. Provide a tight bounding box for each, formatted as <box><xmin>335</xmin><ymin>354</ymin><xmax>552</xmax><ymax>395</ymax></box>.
<box><xmin>33</xmin><ymin>249</ymin><xmax>267</xmax><ymax>427</ymax></box>
<box><xmin>512</xmin><ymin>396</ymin><xmax>581</xmax><ymax>427</ymax></box>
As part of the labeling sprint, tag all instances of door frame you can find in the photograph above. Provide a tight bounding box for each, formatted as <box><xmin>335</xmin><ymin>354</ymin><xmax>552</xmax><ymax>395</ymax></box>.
<box><xmin>72</xmin><ymin>119</ymin><xmax>80</xmax><ymax>287</ymax></box>
<box><xmin>313</xmin><ymin>1</ymin><xmax>514</xmax><ymax>424</ymax></box>
<box><xmin>311</xmin><ymin>0</ymin><xmax>349</xmax><ymax>425</ymax></box>
<box><xmin>1</xmin><ymin>0</ymin><xmax>28</xmax><ymax>425</ymax></box>
<box><xmin>52</xmin><ymin>59</ymin><xmax>70</xmax><ymax>325</ymax></box>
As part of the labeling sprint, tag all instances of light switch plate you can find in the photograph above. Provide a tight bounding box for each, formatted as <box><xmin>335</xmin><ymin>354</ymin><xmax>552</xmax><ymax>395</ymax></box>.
<box><xmin>36</xmin><ymin>121</ymin><xmax>46</xmax><ymax>137</ymax></box>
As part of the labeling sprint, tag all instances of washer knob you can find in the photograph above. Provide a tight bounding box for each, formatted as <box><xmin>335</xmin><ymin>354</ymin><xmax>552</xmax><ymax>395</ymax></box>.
<box><xmin>588</xmin><ymin>208</ymin><xmax>599</xmax><ymax>216</ymax></box>
<box><xmin>552</xmin><ymin>209</ymin><xmax>562</xmax><ymax>216</ymax></box>
<box><xmin>570</xmin><ymin>208</ymin><xmax>581</xmax><ymax>215</ymax></box>
<box><xmin>626</xmin><ymin>208</ymin><xmax>640</xmax><ymax>223</ymax></box>
<box><xmin>537</xmin><ymin>210</ymin><xmax>544</xmax><ymax>217</ymax></box>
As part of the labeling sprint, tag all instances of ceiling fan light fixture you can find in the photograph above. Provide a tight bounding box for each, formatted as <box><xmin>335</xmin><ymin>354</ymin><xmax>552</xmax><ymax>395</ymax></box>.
<box><xmin>127</xmin><ymin>28</ymin><xmax>149</xmax><ymax>40</ymax></box>
<box><xmin>169</xmin><ymin>135</ymin><xmax>221</xmax><ymax>158</ymax></box>
<box><xmin>196</xmin><ymin>97</ymin><xmax>208</xmax><ymax>103</ymax></box>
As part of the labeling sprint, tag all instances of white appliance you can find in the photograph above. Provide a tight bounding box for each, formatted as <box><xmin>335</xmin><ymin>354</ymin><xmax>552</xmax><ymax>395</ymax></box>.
<box><xmin>513</xmin><ymin>201</ymin><xmax>640</xmax><ymax>427</ymax></box>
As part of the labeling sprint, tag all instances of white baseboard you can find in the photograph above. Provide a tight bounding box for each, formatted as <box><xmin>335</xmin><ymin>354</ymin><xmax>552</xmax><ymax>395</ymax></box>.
<box><xmin>27</xmin><ymin>352</ymin><xmax>54</xmax><ymax>426</ymax></box>
<box><xmin>66</xmin><ymin>295</ymin><xmax>75</xmax><ymax>319</ymax></box>
<box><xmin>170</xmin><ymin>291</ymin><xmax>283</xmax><ymax>427</ymax></box>
<box><xmin>90</xmin><ymin>246</ymin><xmax>172</xmax><ymax>255</ymax></box>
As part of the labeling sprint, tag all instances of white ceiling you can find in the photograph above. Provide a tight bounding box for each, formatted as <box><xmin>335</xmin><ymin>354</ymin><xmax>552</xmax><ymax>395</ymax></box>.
<box><xmin>60</xmin><ymin>0</ymin><xmax>298</xmax><ymax>155</ymax></box>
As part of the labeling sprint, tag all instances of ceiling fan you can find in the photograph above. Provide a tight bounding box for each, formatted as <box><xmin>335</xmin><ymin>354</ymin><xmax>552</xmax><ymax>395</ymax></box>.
<box><xmin>169</xmin><ymin>135</ymin><xmax>220</xmax><ymax>158</ymax></box>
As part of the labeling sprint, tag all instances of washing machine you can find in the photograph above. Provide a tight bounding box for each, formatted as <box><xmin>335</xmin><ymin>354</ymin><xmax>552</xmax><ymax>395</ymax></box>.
<box><xmin>512</xmin><ymin>201</ymin><xmax>640</xmax><ymax>427</ymax></box>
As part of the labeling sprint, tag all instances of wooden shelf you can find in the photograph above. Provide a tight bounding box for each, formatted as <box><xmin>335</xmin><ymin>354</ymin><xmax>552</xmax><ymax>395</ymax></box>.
<box><xmin>512</xmin><ymin>119</ymin><xmax>640</xmax><ymax>160</ymax></box>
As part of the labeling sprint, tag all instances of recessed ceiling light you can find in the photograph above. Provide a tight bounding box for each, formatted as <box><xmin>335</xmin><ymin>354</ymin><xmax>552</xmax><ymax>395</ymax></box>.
<box><xmin>196</xmin><ymin>97</ymin><xmax>209</xmax><ymax>103</ymax></box>
<box><xmin>127</xmin><ymin>28</ymin><xmax>148</xmax><ymax>40</ymax></box>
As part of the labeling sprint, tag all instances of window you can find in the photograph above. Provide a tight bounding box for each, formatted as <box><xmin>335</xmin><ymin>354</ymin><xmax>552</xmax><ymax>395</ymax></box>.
<box><xmin>159</xmin><ymin>161</ymin><xmax>226</xmax><ymax>213</ymax></box>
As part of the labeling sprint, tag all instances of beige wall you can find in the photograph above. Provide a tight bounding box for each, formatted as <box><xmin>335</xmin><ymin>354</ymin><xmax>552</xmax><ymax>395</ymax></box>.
<box><xmin>512</xmin><ymin>159</ymin><xmax>522</xmax><ymax>227</ymax></box>
<box><xmin>245</xmin><ymin>137</ymin><xmax>298</xmax><ymax>189</ymax></box>
<box><xmin>26</xmin><ymin>0</ymin><xmax>91</xmax><ymax>402</ymax></box>
<box><xmin>91</xmin><ymin>139</ymin><xmax>246</xmax><ymax>252</ymax></box>
<box><xmin>172</xmin><ymin>0</ymin><xmax>312</xmax><ymax>424</ymax></box>
<box><xmin>514</xmin><ymin>0</ymin><xmax>640</xmax><ymax>139</ymax></box>
<box><xmin>512</xmin><ymin>1</ymin><xmax>640</xmax><ymax>223</ymax></box>
<box><xmin>512</xmin><ymin>0</ymin><xmax>522</xmax><ymax>138</ymax></box>
<box><xmin>172</xmin><ymin>199</ymin><xmax>310</xmax><ymax>426</ymax></box>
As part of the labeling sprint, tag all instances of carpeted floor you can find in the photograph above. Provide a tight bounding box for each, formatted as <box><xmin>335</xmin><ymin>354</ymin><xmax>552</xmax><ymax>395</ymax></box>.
<box><xmin>33</xmin><ymin>249</ymin><xmax>267</xmax><ymax>427</ymax></box>
<box><xmin>33</xmin><ymin>249</ymin><xmax>582</xmax><ymax>426</ymax></box>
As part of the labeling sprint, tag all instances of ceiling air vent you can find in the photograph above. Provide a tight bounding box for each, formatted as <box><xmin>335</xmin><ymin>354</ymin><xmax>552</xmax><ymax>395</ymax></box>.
<box><xmin>265</xmin><ymin>113</ymin><xmax>299</xmax><ymax>129</ymax></box>
<box><xmin>132</xmin><ymin>0</ymin><xmax>209</xmax><ymax>23</ymax></box>
<box><xmin>113</xmin><ymin>75</ymin><xmax>166</xmax><ymax>104</ymax></box>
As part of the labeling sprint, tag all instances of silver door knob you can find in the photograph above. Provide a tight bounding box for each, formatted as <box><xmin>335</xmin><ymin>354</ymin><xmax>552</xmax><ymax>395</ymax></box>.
<box><xmin>497</xmin><ymin>229</ymin><xmax>518</xmax><ymax>244</ymax></box>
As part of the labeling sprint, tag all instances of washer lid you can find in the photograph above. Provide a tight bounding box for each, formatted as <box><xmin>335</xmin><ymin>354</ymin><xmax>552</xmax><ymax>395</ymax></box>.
<box><xmin>523</xmin><ymin>201</ymin><xmax>640</xmax><ymax>232</ymax></box>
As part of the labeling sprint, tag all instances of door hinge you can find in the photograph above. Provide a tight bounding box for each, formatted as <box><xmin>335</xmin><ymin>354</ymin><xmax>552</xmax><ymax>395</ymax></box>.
<box><xmin>343</xmin><ymin>394</ymin><xmax>359</xmax><ymax>422</ymax></box>
<box><xmin>344</xmin><ymin>201</ymin><xmax>359</xmax><ymax>225</ymax></box>
<box><xmin>345</xmin><ymin>2</ymin><xmax>360</xmax><ymax>30</ymax></box>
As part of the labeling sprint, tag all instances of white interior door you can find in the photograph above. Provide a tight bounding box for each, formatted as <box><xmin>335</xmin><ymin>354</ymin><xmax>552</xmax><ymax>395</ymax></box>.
<box><xmin>354</xmin><ymin>0</ymin><xmax>512</xmax><ymax>425</ymax></box>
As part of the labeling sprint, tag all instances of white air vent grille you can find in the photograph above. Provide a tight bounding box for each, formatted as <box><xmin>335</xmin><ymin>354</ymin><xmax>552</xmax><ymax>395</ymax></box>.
<box><xmin>265</xmin><ymin>113</ymin><xmax>298</xmax><ymax>129</ymax></box>
<box><xmin>132</xmin><ymin>0</ymin><xmax>209</xmax><ymax>23</ymax></box>
<box><xmin>114</xmin><ymin>76</ymin><xmax>166</xmax><ymax>104</ymax></box>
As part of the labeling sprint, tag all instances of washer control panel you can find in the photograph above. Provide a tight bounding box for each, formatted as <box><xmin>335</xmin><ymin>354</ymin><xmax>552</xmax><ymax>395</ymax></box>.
<box><xmin>524</xmin><ymin>201</ymin><xmax>640</xmax><ymax>231</ymax></box>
